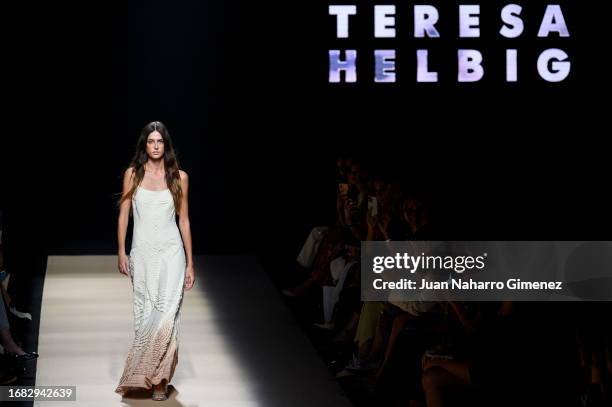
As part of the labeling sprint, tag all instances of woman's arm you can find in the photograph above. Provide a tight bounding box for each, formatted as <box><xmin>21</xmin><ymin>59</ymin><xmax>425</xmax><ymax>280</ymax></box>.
<box><xmin>117</xmin><ymin>168</ymin><xmax>134</xmax><ymax>275</ymax></box>
<box><xmin>178</xmin><ymin>170</ymin><xmax>195</xmax><ymax>290</ymax></box>
<box><xmin>336</xmin><ymin>191</ymin><xmax>347</xmax><ymax>227</ymax></box>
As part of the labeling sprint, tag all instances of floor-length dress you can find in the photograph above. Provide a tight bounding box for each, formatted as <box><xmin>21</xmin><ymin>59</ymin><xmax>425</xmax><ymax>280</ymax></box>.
<box><xmin>115</xmin><ymin>185</ymin><xmax>186</xmax><ymax>395</ymax></box>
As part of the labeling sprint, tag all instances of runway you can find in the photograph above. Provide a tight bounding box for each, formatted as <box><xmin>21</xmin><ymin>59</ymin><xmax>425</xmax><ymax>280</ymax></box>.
<box><xmin>34</xmin><ymin>255</ymin><xmax>352</xmax><ymax>406</ymax></box>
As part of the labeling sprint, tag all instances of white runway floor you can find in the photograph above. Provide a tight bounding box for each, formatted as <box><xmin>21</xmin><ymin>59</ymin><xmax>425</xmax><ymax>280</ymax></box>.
<box><xmin>34</xmin><ymin>255</ymin><xmax>352</xmax><ymax>407</ymax></box>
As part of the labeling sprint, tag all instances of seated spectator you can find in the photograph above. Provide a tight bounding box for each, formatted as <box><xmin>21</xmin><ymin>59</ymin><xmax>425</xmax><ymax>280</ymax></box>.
<box><xmin>421</xmin><ymin>301</ymin><xmax>516</xmax><ymax>407</ymax></box>
<box><xmin>0</xmin><ymin>285</ymin><xmax>38</xmax><ymax>362</ymax></box>
<box><xmin>0</xmin><ymin>206</ymin><xmax>39</xmax><ymax>371</ymax></box>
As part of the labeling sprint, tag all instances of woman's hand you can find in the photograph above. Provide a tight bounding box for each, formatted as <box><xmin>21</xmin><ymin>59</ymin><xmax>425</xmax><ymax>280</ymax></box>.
<box><xmin>337</xmin><ymin>190</ymin><xmax>347</xmax><ymax>210</ymax></box>
<box><xmin>184</xmin><ymin>265</ymin><xmax>195</xmax><ymax>290</ymax></box>
<box><xmin>118</xmin><ymin>253</ymin><xmax>130</xmax><ymax>276</ymax></box>
<box><xmin>344</xmin><ymin>198</ymin><xmax>359</xmax><ymax>225</ymax></box>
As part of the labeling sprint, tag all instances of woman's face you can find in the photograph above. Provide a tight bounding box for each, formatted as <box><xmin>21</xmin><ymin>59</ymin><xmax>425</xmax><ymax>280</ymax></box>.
<box><xmin>336</xmin><ymin>159</ymin><xmax>346</xmax><ymax>176</ymax></box>
<box><xmin>347</xmin><ymin>164</ymin><xmax>362</xmax><ymax>184</ymax></box>
<box><xmin>374</xmin><ymin>180</ymin><xmax>393</xmax><ymax>207</ymax></box>
<box><xmin>146</xmin><ymin>131</ymin><xmax>165</xmax><ymax>160</ymax></box>
<box><xmin>373</xmin><ymin>180</ymin><xmax>389</xmax><ymax>206</ymax></box>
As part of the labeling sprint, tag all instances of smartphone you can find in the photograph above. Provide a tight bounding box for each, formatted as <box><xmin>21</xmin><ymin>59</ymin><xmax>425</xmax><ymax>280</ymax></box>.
<box><xmin>368</xmin><ymin>196</ymin><xmax>378</xmax><ymax>216</ymax></box>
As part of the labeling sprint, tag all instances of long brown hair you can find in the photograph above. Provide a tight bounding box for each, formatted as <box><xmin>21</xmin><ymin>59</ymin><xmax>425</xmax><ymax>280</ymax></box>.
<box><xmin>119</xmin><ymin>121</ymin><xmax>183</xmax><ymax>213</ymax></box>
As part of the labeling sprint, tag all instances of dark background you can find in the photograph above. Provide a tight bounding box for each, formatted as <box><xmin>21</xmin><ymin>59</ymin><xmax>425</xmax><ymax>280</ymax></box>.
<box><xmin>244</xmin><ymin>0</ymin><xmax>611</xmax><ymax>248</ymax></box>
<box><xmin>2</xmin><ymin>0</ymin><xmax>610</xmax><ymax>262</ymax></box>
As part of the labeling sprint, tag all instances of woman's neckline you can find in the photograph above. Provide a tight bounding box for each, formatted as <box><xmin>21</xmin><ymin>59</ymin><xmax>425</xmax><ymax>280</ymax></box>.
<box><xmin>138</xmin><ymin>185</ymin><xmax>169</xmax><ymax>192</ymax></box>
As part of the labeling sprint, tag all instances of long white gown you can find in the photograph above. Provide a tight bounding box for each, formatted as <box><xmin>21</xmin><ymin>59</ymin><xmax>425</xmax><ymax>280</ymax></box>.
<box><xmin>115</xmin><ymin>185</ymin><xmax>186</xmax><ymax>395</ymax></box>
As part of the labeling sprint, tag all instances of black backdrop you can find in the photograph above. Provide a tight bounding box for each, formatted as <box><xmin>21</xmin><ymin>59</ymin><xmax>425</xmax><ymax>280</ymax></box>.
<box><xmin>3</xmin><ymin>1</ymin><xmax>244</xmax><ymax>254</ymax></box>
<box><xmin>244</xmin><ymin>0</ymin><xmax>612</xmax><ymax>254</ymax></box>
<box><xmin>2</xmin><ymin>0</ymin><xmax>610</xmax><ymax>261</ymax></box>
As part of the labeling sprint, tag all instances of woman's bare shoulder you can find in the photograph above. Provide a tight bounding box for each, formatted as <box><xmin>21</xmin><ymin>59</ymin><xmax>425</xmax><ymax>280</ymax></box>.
<box><xmin>123</xmin><ymin>167</ymin><xmax>136</xmax><ymax>184</ymax></box>
<box><xmin>179</xmin><ymin>169</ymin><xmax>188</xmax><ymax>180</ymax></box>
<box><xmin>124</xmin><ymin>166</ymin><xmax>136</xmax><ymax>177</ymax></box>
